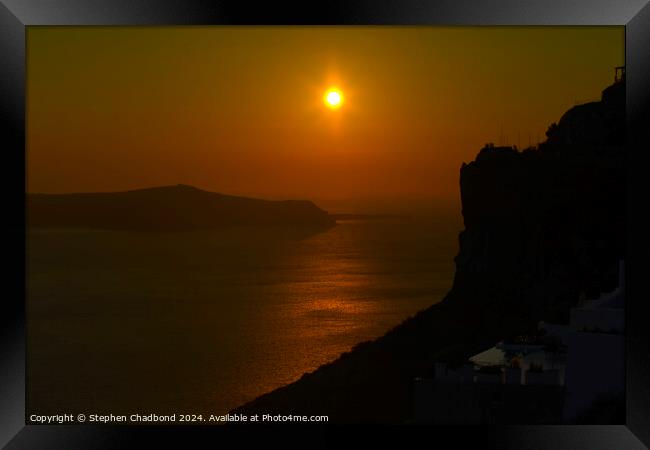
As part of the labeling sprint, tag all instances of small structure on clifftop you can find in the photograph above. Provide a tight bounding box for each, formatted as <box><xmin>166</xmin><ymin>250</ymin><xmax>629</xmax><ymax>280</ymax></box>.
<box><xmin>614</xmin><ymin>66</ymin><xmax>625</xmax><ymax>83</ymax></box>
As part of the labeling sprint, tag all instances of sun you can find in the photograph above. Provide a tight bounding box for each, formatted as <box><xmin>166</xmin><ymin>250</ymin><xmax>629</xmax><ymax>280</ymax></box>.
<box><xmin>323</xmin><ymin>88</ymin><xmax>343</xmax><ymax>109</ymax></box>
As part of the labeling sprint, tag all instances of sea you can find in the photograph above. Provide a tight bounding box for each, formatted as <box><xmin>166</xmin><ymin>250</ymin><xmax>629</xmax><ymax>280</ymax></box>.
<box><xmin>27</xmin><ymin>215</ymin><xmax>461</xmax><ymax>416</ymax></box>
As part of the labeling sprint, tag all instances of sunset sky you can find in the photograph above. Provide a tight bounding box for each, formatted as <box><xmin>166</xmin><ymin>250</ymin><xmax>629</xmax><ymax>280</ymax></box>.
<box><xmin>27</xmin><ymin>26</ymin><xmax>623</xmax><ymax>213</ymax></box>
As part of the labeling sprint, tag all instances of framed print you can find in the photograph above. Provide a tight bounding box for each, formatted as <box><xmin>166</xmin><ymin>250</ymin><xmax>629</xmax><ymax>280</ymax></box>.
<box><xmin>1</xmin><ymin>1</ymin><xmax>649</xmax><ymax>448</ymax></box>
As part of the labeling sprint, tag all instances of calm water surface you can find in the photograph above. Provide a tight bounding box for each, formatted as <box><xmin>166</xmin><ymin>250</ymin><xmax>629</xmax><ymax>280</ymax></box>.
<box><xmin>28</xmin><ymin>217</ymin><xmax>460</xmax><ymax>415</ymax></box>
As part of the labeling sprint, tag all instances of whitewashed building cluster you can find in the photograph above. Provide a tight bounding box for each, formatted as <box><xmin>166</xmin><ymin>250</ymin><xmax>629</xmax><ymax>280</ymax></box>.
<box><xmin>413</xmin><ymin>261</ymin><xmax>625</xmax><ymax>424</ymax></box>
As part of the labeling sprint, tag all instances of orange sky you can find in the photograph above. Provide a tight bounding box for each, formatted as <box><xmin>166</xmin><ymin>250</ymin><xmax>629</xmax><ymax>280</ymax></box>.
<box><xmin>27</xmin><ymin>26</ymin><xmax>624</xmax><ymax>213</ymax></box>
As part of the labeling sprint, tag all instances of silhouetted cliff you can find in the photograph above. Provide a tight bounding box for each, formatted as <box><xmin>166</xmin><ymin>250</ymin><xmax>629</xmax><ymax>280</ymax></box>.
<box><xmin>28</xmin><ymin>185</ymin><xmax>336</xmax><ymax>231</ymax></box>
<box><xmin>451</xmin><ymin>79</ymin><xmax>625</xmax><ymax>324</ymax></box>
<box><xmin>231</xmin><ymin>78</ymin><xmax>625</xmax><ymax>423</ymax></box>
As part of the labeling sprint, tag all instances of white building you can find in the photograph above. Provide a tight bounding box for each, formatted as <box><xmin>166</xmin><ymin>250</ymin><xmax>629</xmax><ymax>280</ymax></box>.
<box><xmin>541</xmin><ymin>260</ymin><xmax>625</xmax><ymax>422</ymax></box>
<box><xmin>413</xmin><ymin>260</ymin><xmax>625</xmax><ymax>423</ymax></box>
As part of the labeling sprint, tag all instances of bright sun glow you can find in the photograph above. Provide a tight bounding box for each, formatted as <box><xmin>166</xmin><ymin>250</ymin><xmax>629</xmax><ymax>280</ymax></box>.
<box><xmin>324</xmin><ymin>88</ymin><xmax>343</xmax><ymax>109</ymax></box>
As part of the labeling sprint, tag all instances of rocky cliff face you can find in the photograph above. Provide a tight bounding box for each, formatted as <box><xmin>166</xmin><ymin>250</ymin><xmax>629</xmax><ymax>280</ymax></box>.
<box><xmin>449</xmin><ymin>79</ymin><xmax>625</xmax><ymax>324</ymax></box>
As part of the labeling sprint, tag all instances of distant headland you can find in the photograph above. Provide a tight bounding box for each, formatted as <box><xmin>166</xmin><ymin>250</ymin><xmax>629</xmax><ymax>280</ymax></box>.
<box><xmin>27</xmin><ymin>184</ymin><xmax>336</xmax><ymax>231</ymax></box>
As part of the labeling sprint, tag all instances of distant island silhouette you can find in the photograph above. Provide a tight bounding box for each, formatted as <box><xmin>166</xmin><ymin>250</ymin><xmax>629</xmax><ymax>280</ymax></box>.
<box><xmin>28</xmin><ymin>184</ymin><xmax>336</xmax><ymax>231</ymax></box>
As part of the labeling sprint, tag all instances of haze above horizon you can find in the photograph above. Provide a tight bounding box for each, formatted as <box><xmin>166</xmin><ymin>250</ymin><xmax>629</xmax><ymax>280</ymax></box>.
<box><xmin>27</xmin><ymin>26</ymin><xmax>623</xmax><ymax>214</ymax></box>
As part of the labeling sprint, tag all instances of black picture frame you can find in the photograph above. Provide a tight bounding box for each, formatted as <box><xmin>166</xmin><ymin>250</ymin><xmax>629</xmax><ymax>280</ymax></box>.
<box><xmin>1</xmin><ymin>1</ymin><xmax>648</xmax><ymax>448</ymax></box>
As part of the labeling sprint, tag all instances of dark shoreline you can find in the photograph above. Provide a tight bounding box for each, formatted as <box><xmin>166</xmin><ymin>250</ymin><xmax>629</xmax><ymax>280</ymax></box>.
<box><xmin>329</xmin><ymin>213</ymin><xmax>407</xmax><ymax>221</ymax></box>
